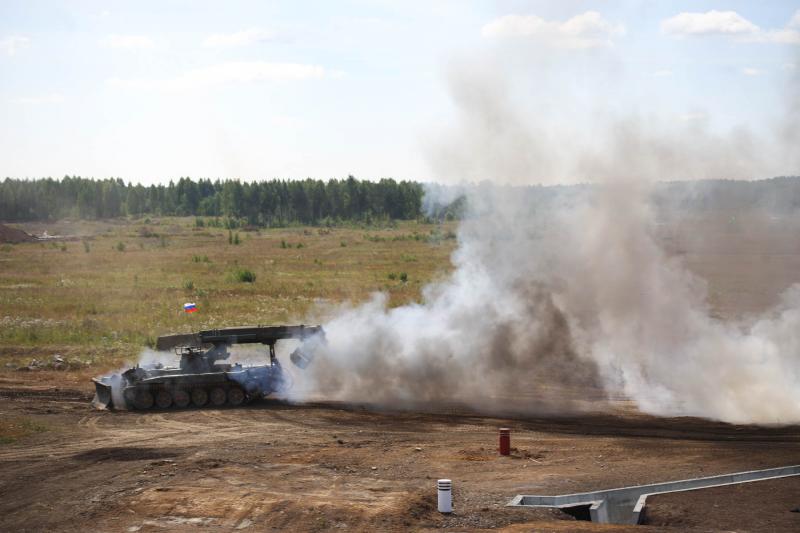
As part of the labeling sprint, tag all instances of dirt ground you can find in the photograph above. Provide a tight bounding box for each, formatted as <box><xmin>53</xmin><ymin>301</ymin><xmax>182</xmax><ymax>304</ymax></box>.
<box><xmin>3</xmin><ymin>212</ymin><xmax>800</xmax><ymax>532</ymax></box>
<box><xmin>1</xmin><ymin>373</ymin><xmax>799</xmax><ymax>532</ymax></box>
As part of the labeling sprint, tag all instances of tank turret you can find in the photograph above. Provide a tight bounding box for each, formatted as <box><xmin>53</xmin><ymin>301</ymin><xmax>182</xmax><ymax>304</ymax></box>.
<box><xmin>91</xmin><ymin>325</ymin><xmax>324</xmax><ymax>410</ymax></box>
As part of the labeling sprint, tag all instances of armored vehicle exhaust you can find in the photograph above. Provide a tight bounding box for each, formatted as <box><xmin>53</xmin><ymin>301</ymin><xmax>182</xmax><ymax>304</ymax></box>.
<box><xmin>92</xmin><ymin>325</ymin><xmax>324</xmax><ymax>410</ymax></box>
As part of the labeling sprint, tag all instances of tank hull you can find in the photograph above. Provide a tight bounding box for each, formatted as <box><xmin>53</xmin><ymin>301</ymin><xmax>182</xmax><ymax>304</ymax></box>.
<box><xmin>92</xmin><ymin>363</ymin><xmax>290</xmax><ymax>410</ymax></box>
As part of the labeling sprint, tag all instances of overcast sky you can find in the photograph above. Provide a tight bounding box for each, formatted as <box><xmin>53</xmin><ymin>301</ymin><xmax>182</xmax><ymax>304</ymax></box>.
<box><xmin>1</xmin><ymin>1</ymin><xmax>798</xmax><ymax>185</ymax></box>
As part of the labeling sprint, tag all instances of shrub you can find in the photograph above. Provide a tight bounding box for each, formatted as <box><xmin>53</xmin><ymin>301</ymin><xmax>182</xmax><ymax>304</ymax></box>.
<box><xmin>83</xmin><ymin>241</ymin><xmax>90</xmax><ymax>253</ymax></box>
<box><xmin>59</xmin><ymin>244</ymin><xmax>67</xmax><ymax>252</ymax></box>
<box><xmin>192</xmin><ymin>254</ymin><xmax>210</xmax><ymax>263</ymax></box>
<box><xmin>159</xmin><ymin>236</ymin><xmax>167</xmax><ymax>248</ymax></box>
<box><xmin>194</xmin><ymin>217</ymin><xmax>205</xmax><ymax>228</ymax></box>
<box><xmin>115</xmin><ymin>242</ymin><xmax>126</xmax><ymax>252</ymax></box>
<box><xmin>232</xmin><ymin>268</ymin><xmax>256</xmax><ymax>283</ymax></box>
<box><xmin>233</xmin><ymin>232</ymin><xmax>241</xmax><ymax>245</ymax></box>
<box><xmin>340</xmin><ymin>240</ymin><xmax>347</xmax><ymax>247</ymax></box>
<box><xmin>399</xmin><ymin>272</ymin><xmax>408</xmax><ymax>283</ymax></box>
<box><xmin>183</xmin><ymin>280</ymin><xmax>195</xmax><ymax>291</ymax></box>
<box><xmin>388</xmin><ymin>272</ymin><xmax>397</xmax><ymax>280</ymax></box>
<box><xmin>280</xmin><ymin>240</ymin><xmax>288</xmax><ymax>249</ymax></box>
<box><xmin>296</xmin><ymin>242</ymin><xmax>304</xmax><ymax>249</ymax></box>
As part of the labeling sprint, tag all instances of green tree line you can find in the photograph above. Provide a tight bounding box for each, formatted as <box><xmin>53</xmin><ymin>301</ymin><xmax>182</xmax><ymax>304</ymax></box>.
<box><xmin>0</xmin><ymin>176</ymin><xmax>423</xmax><ymax>225</ymax></box>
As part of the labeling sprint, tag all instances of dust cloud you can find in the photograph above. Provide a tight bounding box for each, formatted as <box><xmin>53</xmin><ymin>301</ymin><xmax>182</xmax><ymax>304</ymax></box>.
<box><xmin>295</xmin><ymin>48</ymin><xmax>800</xmax><ymax>425</ymax></box>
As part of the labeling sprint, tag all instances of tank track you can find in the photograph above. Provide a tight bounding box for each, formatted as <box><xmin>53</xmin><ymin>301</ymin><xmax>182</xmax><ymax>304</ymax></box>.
<box><xmin>123</xmin><ymin>383</ymin><xmax>250</xmax><ymax>410</ymax></box>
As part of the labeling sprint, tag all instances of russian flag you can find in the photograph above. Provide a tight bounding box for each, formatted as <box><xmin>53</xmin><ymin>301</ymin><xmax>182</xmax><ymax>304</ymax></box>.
<box><xmin>183</xmin><ymin>302</ymin><xmax>198</xmax><ymax>313</ymax></box>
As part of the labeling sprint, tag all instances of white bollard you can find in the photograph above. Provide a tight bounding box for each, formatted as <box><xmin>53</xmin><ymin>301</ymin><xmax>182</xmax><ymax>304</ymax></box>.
<box><xmin>437</xmin><ymin>479</ymin><xmax>452</xmax><ymax>513</ymax></box>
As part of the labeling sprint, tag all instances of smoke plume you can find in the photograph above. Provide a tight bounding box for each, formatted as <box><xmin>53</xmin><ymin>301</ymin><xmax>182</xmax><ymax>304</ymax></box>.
<box><xmin>294</xmin><ymin>47</ymin><xmax>800</xmax><ymax>425</ymax></box>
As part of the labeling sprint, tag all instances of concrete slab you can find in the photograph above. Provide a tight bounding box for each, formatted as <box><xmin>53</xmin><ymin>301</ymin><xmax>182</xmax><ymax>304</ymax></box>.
<box><xmin>507</xmin><ymin>465</ymin><xmax>800</xmax><ymax>525</ymax></box>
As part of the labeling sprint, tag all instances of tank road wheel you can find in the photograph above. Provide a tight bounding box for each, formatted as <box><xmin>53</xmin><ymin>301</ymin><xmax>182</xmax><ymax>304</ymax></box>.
<box><xmin>173</xmin><ymin>390</ymin><xmax>190</xmax><ymax>408</ymax></box>
<box><xmin>227</xmin><ymin>387</ymin><xmax>245</xmax><ymax>406</ymax></box>
<box><xmin>155</xmin><ymin>390</ymin><xmax>173</xmax><ymax>409</ymax></box>
<box><xmin>133</xmin><ymin>390</ymin><xmax>154</xmax><ymax>410</ymax></box>
<box><xmin>209</xmin><ymin>387</ymin><xmax>227</xmax><ymax>407</ymax></box>
<box><xmin>123</xmin><ymin>388</ymin><xmax>136</xmax><ymax>406</ymax></box>
<box><xmin>191</xmin><ymin>388</ymin><xmax>208</xmax><ymax>407</ymax></box>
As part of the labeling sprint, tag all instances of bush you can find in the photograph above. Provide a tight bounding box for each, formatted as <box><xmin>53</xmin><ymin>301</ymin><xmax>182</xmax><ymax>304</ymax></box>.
<box><xmin>183</xmin><ymin>280</ymin><xmax>195</xmax><ymax>291</ymax></box>
<box><xmin>233</xmin><ymin>232</ymin><xmax>241</xmax><ymax>245</ymax></box>
<box><xmin>280</xmin><ymin>239</ymin><xmax>288</xmax><ymax>249</ymax></box>
<box><xmin>399</xmin><ymin>272</ymin><xmax>408</xmax><ymax>283</ymax></box>
<box><xmin>340</xmin><ymin>240</ymin><xmax>347</xmax><ymax>247</ymax></box>
<box><xmin>194</xmin><ymin>217</ymin><xmax>205</xmax><ymax>228</ymax></box>
<box><xmin>192</xmin><ymin>254</ymin><xmax>210</xmax><ymax>263</ymax></box>
<box><xmin>115</xmin><ymin>242</ymin><xmax>126</xmax><ymax>252</ymax></box>
<box><xmin>83</xmin><ymin>241</ymin><xmax>90</xmax><ymax>253</ymax></box>
<box><xmin>232</xmin><ymin>268</ymin><xmax>256</xmax><ymax>283</ymax></box>
<box><xmin>388</xmin><ymin>272</ymin><xmax>397</xmax><ymax>280</ymax></box>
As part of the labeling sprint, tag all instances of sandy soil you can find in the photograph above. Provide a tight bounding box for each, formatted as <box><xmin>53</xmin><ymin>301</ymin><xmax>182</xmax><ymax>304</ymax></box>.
<box><xmin>1</xmin><ymin>373</ymin><xmax>799</xmax><ymax>532</ymax></box>
<box><xmin>3</xmin><ymin>212</ymin><xmax>800</xmax><ymax>531</ymax></box>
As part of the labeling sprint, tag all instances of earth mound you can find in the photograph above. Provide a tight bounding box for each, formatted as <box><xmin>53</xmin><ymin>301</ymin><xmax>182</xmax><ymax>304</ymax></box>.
<box><xmin>0</xmin><ymin>224</ymin><xmax>36</xmax><ymax>244</ymax></box>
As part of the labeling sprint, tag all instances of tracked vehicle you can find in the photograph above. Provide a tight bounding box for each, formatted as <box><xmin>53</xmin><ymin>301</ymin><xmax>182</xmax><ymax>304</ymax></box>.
<box><xmin>92</xmin><ymin>325</ymin><xmax>324</xmax><ymax>410</ymax></box>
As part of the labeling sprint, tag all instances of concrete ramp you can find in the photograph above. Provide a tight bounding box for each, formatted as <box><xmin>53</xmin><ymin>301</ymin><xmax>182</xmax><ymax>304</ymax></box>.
<box><xmin>507</xmin><ymin>465</ymin><xmax>800</xmax><ymax>524</ymax></box>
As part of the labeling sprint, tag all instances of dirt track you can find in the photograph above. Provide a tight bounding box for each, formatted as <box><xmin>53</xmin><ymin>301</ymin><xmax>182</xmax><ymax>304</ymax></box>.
<box><xmin>1</xmin><ymin>375</ymin><xmax>799</xmax><ymax>532</ymax></box>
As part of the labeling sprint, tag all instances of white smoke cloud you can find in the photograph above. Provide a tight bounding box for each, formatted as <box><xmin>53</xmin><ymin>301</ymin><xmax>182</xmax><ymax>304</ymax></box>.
<box><xmin>293</xmin><ymin>32</ymin><xmax>800</xmax><ymax>425</ymax></box>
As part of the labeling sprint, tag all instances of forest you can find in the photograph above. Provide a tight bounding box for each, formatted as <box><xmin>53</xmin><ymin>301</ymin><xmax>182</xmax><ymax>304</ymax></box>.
<box><xmin>0</xmin><ymin>176</ymin><xmax>424</xmax><ymax>226</ymax></box>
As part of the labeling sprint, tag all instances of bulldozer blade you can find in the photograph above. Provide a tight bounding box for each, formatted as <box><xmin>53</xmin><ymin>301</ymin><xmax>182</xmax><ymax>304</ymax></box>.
<box><xmin>92</xmin><ymin>379</ymin><xmax>114</xmax><ymax>410</ymax></box>
<box><xmin>290</xmin><ymin>347</ymin><xmax>313</xmax><ymax>369</ymax></box>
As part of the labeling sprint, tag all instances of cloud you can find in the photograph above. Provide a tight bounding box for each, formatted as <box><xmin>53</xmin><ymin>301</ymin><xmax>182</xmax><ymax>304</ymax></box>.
<box><xmin>12</xmin><ymin>93</ymin><xmax>65</xmax><ymax>104</ymax></box>
<box><xmin>662</xmin><ymin>10</ymin><xmax>800</xmax><ymax>44</ymax></box>
<box><xmin>741</xmin><ymin>67</ymin><xmax>762</xmax><ymax>76</ymax></box>
<box><xmin>791</xmin><ymin>10</ymin><xmax>800</xmax><ymax>28</ymax></box>
<box><xmin>481</xmin><ymin>11</ymin><xmax>625</xmax><ymax>49</ymax></box>
<box><xmin>107</xmin><ymin>61</ymin><xmax>328</xmax><ymax>91</ymax></box>
<box><xmin>101</xmin><ymin>34</ymin><xmax>155</xmax><ymax>49</ymax></box>
<box><xmin>652</xmin><ymin>69</ymin><xmax>673</xmax><ymax>77</ymax></box>
<box><xmin>661</xmin><ymin>10</ymin><xmax>759</xmax><ymax>36</ymax></box>
<box><xmin>0</xmin><ymin>35</ymin><xmax>30</xmax><ymax>56</ymax></box>
<box><xmin>752</xmin><ymin>29</ymin><xmax>800</xmax><ymax>45</ymax></box>
<box><xmin>203</xmin><ymin>28</ymin><xmax>272</xmax><ymax>48</ymax></box>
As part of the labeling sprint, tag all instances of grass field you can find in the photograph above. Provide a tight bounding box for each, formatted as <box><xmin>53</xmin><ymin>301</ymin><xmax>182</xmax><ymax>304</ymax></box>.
<box><xmin>0</xmin><ymin>217</ymin><xmax>458</xmax><ymax>371</ymax></box>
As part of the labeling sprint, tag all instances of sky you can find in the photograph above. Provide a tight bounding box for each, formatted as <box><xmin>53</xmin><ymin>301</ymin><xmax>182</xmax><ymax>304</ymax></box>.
<box><xmin>0</xmin><ymin>1</ymin><xmax>798</xmax><ymax>185</ymax></box>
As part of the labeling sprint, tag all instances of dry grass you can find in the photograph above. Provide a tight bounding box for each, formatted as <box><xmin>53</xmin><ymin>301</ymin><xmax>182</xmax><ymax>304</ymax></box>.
<box><xmin>0</xmin><ymin>416</ymin><xmax>47</xmax><ymax>444</ymax></box>
<box><xmin>0</xmin><ymin>218</ymin><xmax>457</xmax><ymax>371</ymax></box>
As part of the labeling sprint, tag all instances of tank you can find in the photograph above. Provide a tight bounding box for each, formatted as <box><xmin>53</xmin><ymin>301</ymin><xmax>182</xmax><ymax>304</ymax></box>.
<box><xmin>91</xmin><ymin>325</ymin><xmax>324</xmax><ymax>410</ymax></box>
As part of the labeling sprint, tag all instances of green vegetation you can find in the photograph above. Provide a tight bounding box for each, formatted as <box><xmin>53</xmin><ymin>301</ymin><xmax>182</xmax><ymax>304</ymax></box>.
<box><xmin>0</xmin><ymin>175</ymin><xmax>424</xmax><ymax>225</ymax></box>
<box><xmin>0</xmin><ymin>218</ymin><xmax>457</xmax><ymax>370</ymax></box>
<box><xmin>231</xmin><ymin>268</ymin><xmax>256</xmax><ymax>283</ymax></box>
